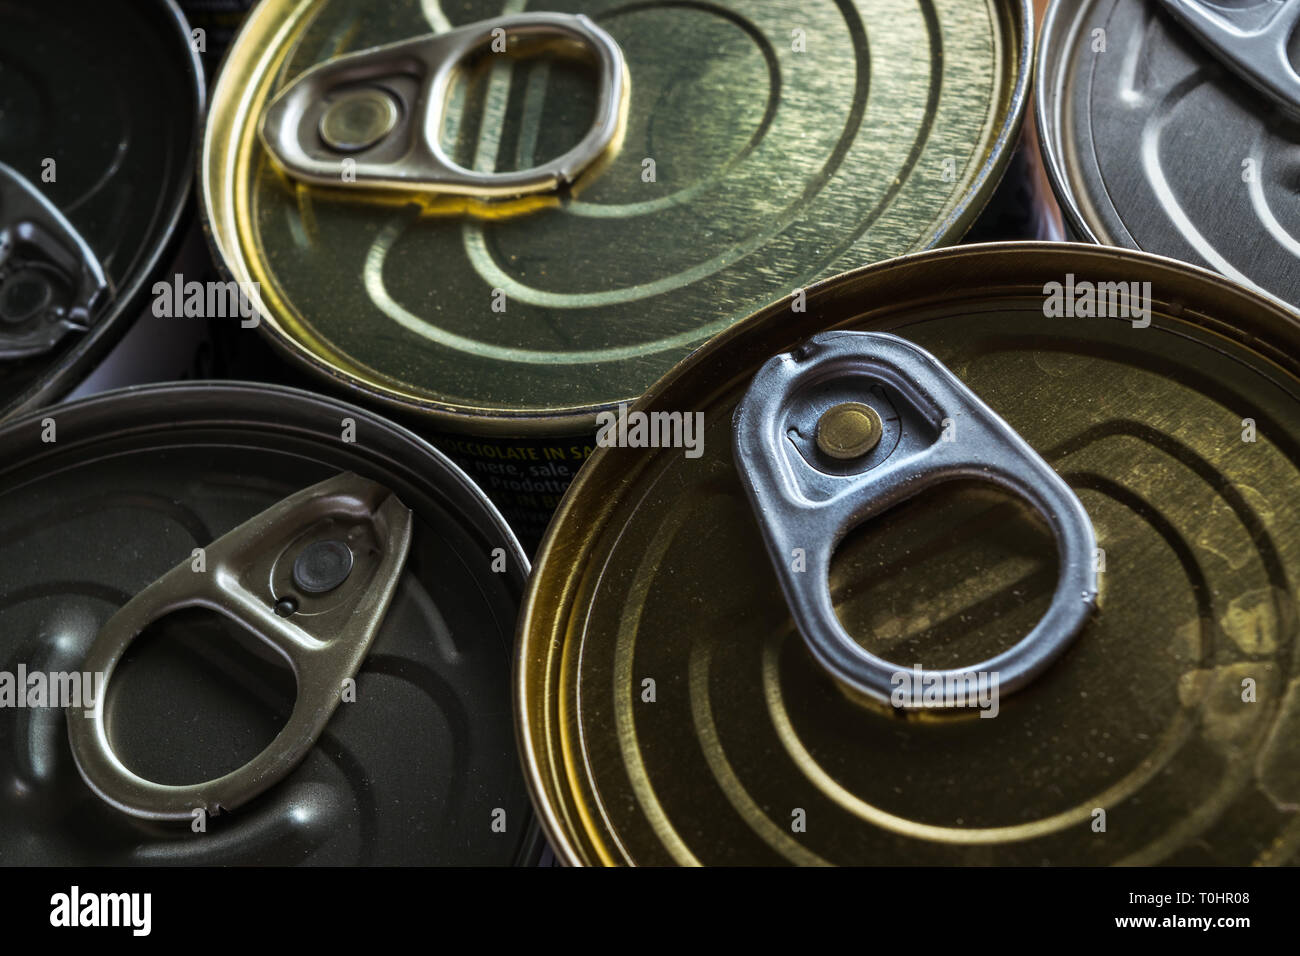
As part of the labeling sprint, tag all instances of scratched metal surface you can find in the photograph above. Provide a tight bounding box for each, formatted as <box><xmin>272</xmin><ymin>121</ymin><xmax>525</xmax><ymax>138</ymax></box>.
<box><xmin>518</xmin><ymin>243</ymin><xmax>1300</xmax><ymax>865</ymax></box>
<box><xmin>206</xmin><ymin>0</ymin><xmax>1028</xmax><ymax>431</ymax></box>
<box><xmin>1037</xmin><ymin>0</ymin><xmax>1300</xmax><ymax>311</ymax></box>
<box><xmin>0</xmin><ymin>385</ymin><xmax>537</xmax><ymax>865</ymax></box>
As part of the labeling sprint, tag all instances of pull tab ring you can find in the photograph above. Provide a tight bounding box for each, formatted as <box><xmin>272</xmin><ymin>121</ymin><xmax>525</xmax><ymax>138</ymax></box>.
<box><xmin>732</xmin><ymin>331</ymin><xmax>1098</xmax><ymax>709</ymax></box>
<box><xmin>66</xmin><ymin>473</ymin><xmax>413</xmax><ymax>821</ymax></box>
<box><xmin>259</xmin><ymin>12</ymin><xmax>628</xmax><ymax>198</ymax></box>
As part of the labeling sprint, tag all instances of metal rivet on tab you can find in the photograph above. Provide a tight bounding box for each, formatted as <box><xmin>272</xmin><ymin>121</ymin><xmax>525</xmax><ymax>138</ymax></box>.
<box><xmin>293</xmin><ymin>539</ymin><xmax>355</xmax><ymax>594</ymax></box>
<box><xmin>318</xmin><ymin>89</ymin><xmax>400</xmax><ymax>153</ymax></box>
<box><xmin>816</xmin><ymin>402</ymin><xmax>883</xmax><ymax>460</ymax></box>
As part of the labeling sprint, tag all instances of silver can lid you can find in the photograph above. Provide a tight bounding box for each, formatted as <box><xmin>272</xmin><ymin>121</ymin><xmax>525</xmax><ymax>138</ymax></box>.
<box><xmin>1037</xmin><ymin>0</ymin><xmax>1300</xmax><ymax>312</ymax></box>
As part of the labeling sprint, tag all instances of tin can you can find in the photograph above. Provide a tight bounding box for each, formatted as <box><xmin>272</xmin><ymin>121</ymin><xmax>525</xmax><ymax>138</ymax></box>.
<box><xmin>518</xmin><ymin>241</ymin><xmax>1300</xmax><ymax>865</ymax></box>
<box><xmin>0</xmin><ymin>0</ymin><xmax>205</xmax><ymax>419</ymax></box>
<box><xmin>1036</xmin><ymin>0</ymin><xmax>1300</xmax><ymax>311</ymax></box>
<box><xmin>0</xmin><ymin>382</ymin><xmax>541</xmax><ymax>865</ymax></box>
<box><xmin>202</xmin><ymin>0</ymin><xmax>1034</xmax><ymax>547</ymax></box>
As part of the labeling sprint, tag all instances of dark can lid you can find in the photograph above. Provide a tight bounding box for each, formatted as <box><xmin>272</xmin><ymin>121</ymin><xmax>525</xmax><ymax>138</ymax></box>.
<box><xmin>519</xmin><ymin>242</ymin><xmax>1300</xmax><ymax>865</ymax></box>
<box><xmin>0</xmin><ymin>0</ymin><xmax>204</xmax><ymax>418</ymax></box>
<box><xmin>0</xmin><ymin>382</ymin><xmax>540</xmax><ymax>864</ymax></box>
<box><xmin>1036</xmin><ymin>0</ymin><xmax>1300</xmax><ymax>311</ymax></box>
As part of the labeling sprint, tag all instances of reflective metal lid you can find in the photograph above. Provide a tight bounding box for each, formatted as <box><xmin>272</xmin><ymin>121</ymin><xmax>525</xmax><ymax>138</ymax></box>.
<box><xmin>0</xmin><ymin>383</ymin><xmax>540</xmax><ymax>864</ymax></box>
<box><xmin>1036</xmin><ymin>0</ymin><xmax>1300</xmax><ymax>312</ymax></box>
<box><xmin>204</xmin><ymin>0</ymin><xmax>1031</xmax><ymax>433</ymax></box>
<box><xmin>519</xmin><ymin>243</ymin><xmax>1300</xmax><ymax>865</ymax></box>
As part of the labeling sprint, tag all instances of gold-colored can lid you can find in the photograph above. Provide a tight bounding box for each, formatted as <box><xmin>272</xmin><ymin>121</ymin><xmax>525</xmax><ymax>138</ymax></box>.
<box><xmin>202</xmin><ymin>0</ymin><xmax>1030</xmax><ymax>434</ymax></box>
<box><xmin>517</xmin><ymin>242</ymin><xmax>1300</xmax><ymax>865</ymax></box>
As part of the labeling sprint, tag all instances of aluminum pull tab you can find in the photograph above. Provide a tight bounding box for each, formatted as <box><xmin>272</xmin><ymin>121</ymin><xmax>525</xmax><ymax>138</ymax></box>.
<box><xmin>66</xmin><ymin>473</ymin><xmax>413</xmax><ymax>821</ymax></box>
<box><xmin>0</xmin><ymin>162</ymin><xmax>109</xmax><ymax>360</ymax></box>
<box><xmin>732</xmin><ymin>331</ymin><xmax>1098</xmax><ymax>709</ymax></box>
<box><xmin>1156</xmin><ymin>0</ymin><xmax>1300</xmax><ymax>118</ymax></box>
<box><xmin>259</xmin><ymin>12</ymin><xmax>627</xmax><ymax>198</ymax></box>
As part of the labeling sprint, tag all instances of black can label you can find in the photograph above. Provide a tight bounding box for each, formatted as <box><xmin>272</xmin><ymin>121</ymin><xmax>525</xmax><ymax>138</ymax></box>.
<box><xmin>432</xmin><ymin>432</ymin><xmax>596</xmax><ymax>552</ymax></box>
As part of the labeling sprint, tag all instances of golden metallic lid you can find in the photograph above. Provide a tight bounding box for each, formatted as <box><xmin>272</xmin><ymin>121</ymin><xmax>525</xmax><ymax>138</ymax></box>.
<box><xmin>518</xmin><ymin>242</ymin><xmax>1300</xmax><ymax>865</ymax></box>
<box><xmin>203</xmin><ymin>0</ymin><xmax>1031</xmax><ymax>434</ymax></box>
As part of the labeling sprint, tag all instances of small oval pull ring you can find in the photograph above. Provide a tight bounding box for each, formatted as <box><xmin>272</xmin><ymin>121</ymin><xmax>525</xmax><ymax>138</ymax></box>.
<box><xmin>65</xmin><ymin>473</ymin><xmax>413</xmax><ymax>821</ymax></box>
<box><xmin>732</xmin><ymin>331</ymin><xmax>1099</xmax><ymax>709</ymax></box>
<box><xmin>259</xmin><ymin>12</ymin><xmax>628</xmax><ymax>198</ymax></box>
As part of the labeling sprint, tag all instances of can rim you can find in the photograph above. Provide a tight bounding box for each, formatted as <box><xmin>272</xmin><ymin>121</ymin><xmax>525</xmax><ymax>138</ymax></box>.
<box><xmin>515</xmin><ymin>239</ymin><xmax>1300</xmax><ymax>864</ymax></box>
<box><xmin>1033</xmin><ymin>0</ymin><xmax>1105</xmax><ymax>246</ymax></box>
<box><xmin>3</xmin><ymin>0</ymin><xmax>206</xmax><ymax>421</ymax></box>
<box><xmin>202</xmin><ymin>0</ymin><xmax>1036</xmax><ymax>438</ymax></box>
